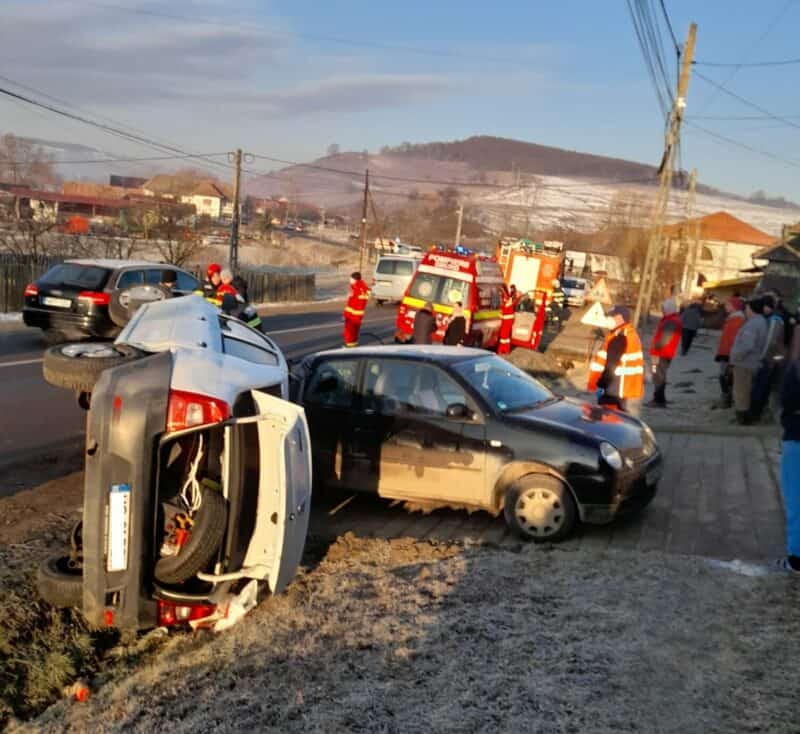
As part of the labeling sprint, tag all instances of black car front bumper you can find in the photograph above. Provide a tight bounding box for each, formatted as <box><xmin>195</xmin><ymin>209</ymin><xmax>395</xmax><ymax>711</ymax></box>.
<box><xmin>580</xmin><ymin>451</ymin><xmax>662</xmax><ymax>524</ymax></box>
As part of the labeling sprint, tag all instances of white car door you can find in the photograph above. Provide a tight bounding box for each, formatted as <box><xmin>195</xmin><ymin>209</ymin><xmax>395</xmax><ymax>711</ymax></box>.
<box><xmin>227</xmin><ymin>389</ymin><xmax>312</xmax><ymax>594</ymax></box>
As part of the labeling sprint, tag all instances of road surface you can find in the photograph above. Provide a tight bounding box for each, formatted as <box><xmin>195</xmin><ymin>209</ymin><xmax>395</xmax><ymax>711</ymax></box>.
<box><xmin>0</xmin><ymin>300</ymin><xmax>396</xmax><ymax>475</ymax></box>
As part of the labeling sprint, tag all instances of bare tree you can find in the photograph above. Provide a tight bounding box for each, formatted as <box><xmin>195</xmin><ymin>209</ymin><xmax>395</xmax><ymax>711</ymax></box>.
<box><xmin>0</xmin><ymin>133</ymin><xmax>60</xmax><ymax>188</ymax></box>
<box><xmin>151</xmin><ymin>211</ymin><xmax>206</xmax><ymax>266</ymax></box>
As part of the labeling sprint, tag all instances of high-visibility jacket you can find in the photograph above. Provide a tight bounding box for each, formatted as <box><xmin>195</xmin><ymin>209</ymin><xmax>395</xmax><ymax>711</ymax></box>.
<box><xmin>649</xmin><ymin>313</ymin><xmax>682</xmax><ymax>360</ymax></box>
<box><xmin>551</xmin><ymin>287</ymin><xmax>566</xmax><ymax>309</ymax></box>
<box><xmin>588</xmin><ymin>323</ymin><xmax>645</xmax><ymax>399</ymax></box>
<box><xmin>194</xmin><ymin>281</ymin><xmax>222</xmax><ymax>307</ymax></box>
<box><xmin>344</xmin><ymin>279</ymin><xmax>370</xmax><ymax>322</ymax></box>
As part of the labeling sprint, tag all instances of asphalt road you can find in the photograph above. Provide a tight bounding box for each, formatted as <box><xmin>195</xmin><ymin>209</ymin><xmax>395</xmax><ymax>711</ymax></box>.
<box><xmin>0</xmin><ymin>300</ymin><xmax>397</xmax><ymax>472</ymax></box>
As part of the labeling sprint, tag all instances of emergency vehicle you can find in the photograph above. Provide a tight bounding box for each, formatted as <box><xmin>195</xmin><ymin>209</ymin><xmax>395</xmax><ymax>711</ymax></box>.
<box><xmin>495</xmin><ymin>238</ymin><xmax>564</xmax><ymax>295</ymax></box>
<box><xmin>396</xmin><ymin>246</ymin><xmax>505</xmax><ymax>347</ymax></box>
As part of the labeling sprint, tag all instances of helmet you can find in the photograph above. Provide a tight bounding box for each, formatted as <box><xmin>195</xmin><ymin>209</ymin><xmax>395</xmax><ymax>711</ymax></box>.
<box><xmin>552</xmin><ymin>279</ymin><xmax>560</xmax><ymax>288</ymax></box>
<box><xmin>207</xmin><ymin>263</ymin><xmax>222</xmax><ymax>278</ymax></box>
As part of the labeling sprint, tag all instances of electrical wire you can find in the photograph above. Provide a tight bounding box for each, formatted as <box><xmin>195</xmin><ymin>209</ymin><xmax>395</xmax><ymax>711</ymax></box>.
<box><xmin>695</xmin><ymin>57</ymin><xmax>800</xmax><ymax>68</ymax></box>
<box><xmin>0</xmin><ymin>152</ymin><xmax>230</xmax><ymax>166</ymax></box>
<box><xmin>685</xmin><ymin>120</ymin><xmax>800</xmax><ymax>169</ymax></box>
<box><xmin>696</xmin><ymin>0</ymin><xmax>796</xmax><ymax>113</ymax></box>
<box><xmin>658</xmin><ymin>0</ymin><xmax>680</xmax><ymax>53</ymax></box>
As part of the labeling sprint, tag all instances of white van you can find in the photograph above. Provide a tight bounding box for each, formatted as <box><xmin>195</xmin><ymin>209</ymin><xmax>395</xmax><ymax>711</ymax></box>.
<box><xmin>372</xmin><ymin>253</ymin><xmax>421</xmax><ymax>304</ymax></box>
<box><xmin>561</xmin><ymin>276</ymin><xmax>589</xmax><ymax>307</ymax></box>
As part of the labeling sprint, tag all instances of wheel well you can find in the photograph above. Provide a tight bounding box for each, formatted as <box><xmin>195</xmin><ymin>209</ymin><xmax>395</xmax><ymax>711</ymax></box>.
<box><xmin>491</xmin><ymin>462</ymin><xmax>582</xmax><ymax>519</ymax></box>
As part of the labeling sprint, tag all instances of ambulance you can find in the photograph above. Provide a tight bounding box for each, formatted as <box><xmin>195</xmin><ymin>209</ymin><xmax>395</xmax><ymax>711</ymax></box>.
<box><xmin>395</xmin><ymin>246</ymin><xmax>506</xmax><ymax>347</ymax></box>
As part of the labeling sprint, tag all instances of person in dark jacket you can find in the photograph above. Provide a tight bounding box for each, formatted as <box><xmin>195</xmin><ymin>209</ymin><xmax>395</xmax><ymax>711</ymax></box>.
<box><xmin>680</xmin><ymin>300</ymin><xmax>703</xmax><ymax>355</ymax></box>
<box><xmin>412</xmin><ymin>301</ymin><xmax>436</xmax><ymax>344</ymax></box>
<box><xmin>444</xmin><ymin>302</ymin><xmax>467</xmax><ymax>346</ymax></box>
<box><xmin>774</xmin><ymin>328</ymin><xmax>800</xmax><ymax>574</ymax></box>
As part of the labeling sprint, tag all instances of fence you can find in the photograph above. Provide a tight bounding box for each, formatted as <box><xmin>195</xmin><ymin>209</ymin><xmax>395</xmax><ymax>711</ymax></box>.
<box><xmin>0</xmin><ymin>254</ymin><xmax>316</xmax><ymax>312</ymax></box>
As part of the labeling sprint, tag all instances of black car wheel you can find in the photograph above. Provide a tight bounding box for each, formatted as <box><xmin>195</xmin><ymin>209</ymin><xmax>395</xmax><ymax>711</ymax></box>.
<box><xmin>43</xmin><ymin>342</ymin><xmax>145</xmax><ymax>393</ymax></box>
<box><xmin>504</xmin><ymin>474</ymin><xmax>577</xmax><ymax>542</ymax></box>
<box><xmin>154</xmin><ymin>488</ymin><xmax>228</xmax><ymax>585</ymax></box>
<box><xmin>36</xmin><ymin>554</ymin><xmax>83</xmax><ymax>608</ymax></box>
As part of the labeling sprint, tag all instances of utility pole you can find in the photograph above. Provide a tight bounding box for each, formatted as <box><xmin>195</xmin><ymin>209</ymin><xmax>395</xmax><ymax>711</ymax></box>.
<box><xmin>454</xmin><ymin>203</ymin><xmax>464</xmax><ymax>247</ymax></box>
<box><xmin>368</xmin><ymin>189</ymin><xmax>386</xmax><ymax>252</ymax></box>
<box><xmin>633</xmin><ymin>22</ymin><xmax>697</xmax><ymax>327</ymax></box>
<box><xmin>358</xmin><ymin>168</ymin><xmax>369</xmax><ymax>273</ymax></box>
<box><xmin>680</xmin><ymin>169</ymin><xmax>698</xmax><ymax>302</ymax></box>
<box><xmin>229</xmin><ymin>148</ymin><xmax>242</xmax><ymax>273</ymax></box>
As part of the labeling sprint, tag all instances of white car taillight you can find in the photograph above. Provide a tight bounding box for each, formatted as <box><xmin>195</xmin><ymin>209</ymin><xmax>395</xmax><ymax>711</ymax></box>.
<box><xmin>166</xmin><ymin>390</ymin><xmax>230</xmax><ymax>433</ymax></box>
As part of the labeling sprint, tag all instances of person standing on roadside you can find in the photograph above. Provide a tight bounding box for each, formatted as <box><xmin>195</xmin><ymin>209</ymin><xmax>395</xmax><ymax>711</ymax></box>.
<box><xmin>750</xmin><ymin>294</ymin><xmax>786</xmax><ymax>421</ymax></box>
<box><xmin>648</xmin><ymin>299</ymin><xmax>682</xmax><ymax>408</ymax></box>
<box><xmin>497</xmin><ymin>284</ymin><xmax>516</xmax><ymax>355</ymax></box>
<box><xmin>714</xmin><ymin>296</ymin><xmax>745</xmax><ymax>409</ymax></box>
<box><xmin>729</xmin><ymin>298</ymin><xmax>768</xmax><ymax>424</ymax></box>
<box><xmin>588</xmin><ymin>305</ymin><xmax>645</xmax><ymax>415</ymax></box>
<box><xmin>343</xmin><ymin>271</ymin><xmax>370</xmax><ymax>347</ymax></box>
<box><xmin>412</xmin><ymin>301</ymin><xmax>436</xmax><ymax>344</ymax></box>
<box><xmin>774</xmin><ymin>328</ymin><xmax>800</xmax><ymax>574</ymax></box>
<box><xmin>680</xmin><ymin>299</ymin><xmax>703</xmax><ymax>355</ymax></box>
<box><xmin>444</xmin><ymin>301</ymin><xmax>467</xmax><ymax>346</ymax></box>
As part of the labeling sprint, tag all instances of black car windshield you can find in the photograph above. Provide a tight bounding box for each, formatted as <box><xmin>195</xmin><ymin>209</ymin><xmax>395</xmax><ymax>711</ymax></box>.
<box><xmin>453</xmin><ymin>355</ymin><xmax>554</xmax><ymax>412</ymax></box>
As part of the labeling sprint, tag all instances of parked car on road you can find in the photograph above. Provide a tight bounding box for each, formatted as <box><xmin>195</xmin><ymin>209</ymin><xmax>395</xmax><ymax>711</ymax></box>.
<box><xmin>23</xmin><ymin>258</ymin><xmax>199</xmax><ymax>341</ymax></box>
<box><xmin>372</xmin><ymin>253</ymin><xmax>421</xmax><ymax>305</ymax></box>
<box><xmin>561</xmin><ymin>277</ymin><xmax>589</xmax><ymax>307</ymax></box>
<box><xmin>293</xmin><ymin>346</ymin><xmax>661</xmax><ymax>542</ymax></box>
<box><xmin>37</xmin><ymin>296</ymin><xmax>312</xmax><ymax>631</ymax></box>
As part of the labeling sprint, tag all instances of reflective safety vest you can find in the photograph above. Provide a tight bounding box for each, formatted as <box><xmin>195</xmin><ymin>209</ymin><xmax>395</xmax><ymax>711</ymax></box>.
<box><xmin>344</xmin><ymin>280</ymin><xmax>370</xmax><ymax>322</ymax></box>
<box><xmin>194</xmin><ymin>282</ymin><xmax>222</xmax><ymax>307</ymax></box>
<box><xmin>650</xmin><ymin>313</ymin><xmax>682</xmax><ymax>360</ymax></box>
<box><xmin>588</xmin><ymin>323</ymin><xmax>645</xmax><ymax>399</ymax></box>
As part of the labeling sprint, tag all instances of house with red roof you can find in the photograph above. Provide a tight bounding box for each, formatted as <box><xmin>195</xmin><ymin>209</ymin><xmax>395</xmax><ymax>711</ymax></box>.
<box><xmin>662</xmin><ymin>211</ymin><xmax>777</xmax><ymax>293</ymax></box>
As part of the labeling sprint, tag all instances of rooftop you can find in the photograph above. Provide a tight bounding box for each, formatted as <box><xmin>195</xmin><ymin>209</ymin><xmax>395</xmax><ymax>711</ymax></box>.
<box><xmin>663</xmin><ymin>211</ymin><xmax>775</xmax><ymax>247</ymax></box>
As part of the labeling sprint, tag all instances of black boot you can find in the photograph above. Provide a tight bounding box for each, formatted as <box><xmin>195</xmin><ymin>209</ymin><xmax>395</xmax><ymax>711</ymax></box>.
<box><xmin>649</xmin><ymin>385</ymin><xmax>667</xmax><ymax>407</ymax></box>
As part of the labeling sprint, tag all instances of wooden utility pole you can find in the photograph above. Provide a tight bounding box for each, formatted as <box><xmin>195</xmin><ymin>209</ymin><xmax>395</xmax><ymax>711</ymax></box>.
<box><xmin>358</xmin><ymin>168</ymin><xmax>369</xmax><ymax>273</ymax></box>
<box><xmin>229</xmin><ymin>148</ymin><xmax>242</xmax><ymax>273</ymax></box>
<box><xmin>680</xmin><ymin>169</ymin><xmax>699</xmax><ymax>301</ymax></box>
<box><xmin>633</xmin><ymin>22</ymin><xmax>697</xmax><ymax>327</ymax></box>
<box><xmin>454</xmin><ymin>203</ymin><xmax>464</xmax><ymax>247</ymax></box>
<box><xmin>368</xmin><ymin>189</ymin><xmax>386</xmax><ymax>252</ymax></box>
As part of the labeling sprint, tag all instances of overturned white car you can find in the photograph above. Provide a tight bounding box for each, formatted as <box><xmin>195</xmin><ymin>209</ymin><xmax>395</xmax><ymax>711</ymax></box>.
<box><xmin>38</xmin><ymin>296</ymin><xmax>312</xmax><ymax>631</ymax></box>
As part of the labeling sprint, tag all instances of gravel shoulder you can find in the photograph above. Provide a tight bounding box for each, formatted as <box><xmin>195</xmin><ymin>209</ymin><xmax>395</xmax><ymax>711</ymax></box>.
<box><xmin>18</xmin><ymin>534</ymin><xmax>800</xmax><ymax>734</ymax></box>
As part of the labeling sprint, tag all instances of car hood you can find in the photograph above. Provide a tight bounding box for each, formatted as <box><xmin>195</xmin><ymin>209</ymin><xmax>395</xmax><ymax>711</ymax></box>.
<box><xmin>506</xmin><ymin>397</ymin><xmax>656</xmax><ymax>455</ymax></box>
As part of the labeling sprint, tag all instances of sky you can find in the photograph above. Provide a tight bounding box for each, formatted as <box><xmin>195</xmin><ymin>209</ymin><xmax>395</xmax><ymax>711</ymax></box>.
<box><xmin>2</xmin><ymin>0</ymin><xmax>800</xmax><ymax>200</ymax></box>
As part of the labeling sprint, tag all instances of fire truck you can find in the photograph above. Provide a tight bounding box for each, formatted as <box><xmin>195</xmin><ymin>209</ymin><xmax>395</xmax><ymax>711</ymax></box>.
<box><xmin>495</xmin><ymin>238</ymin><xmax>564</xmax><ymax>295</ymax></box>
<box><xmin>395</xmin><ymin>246</ymin><xmax>505</xmax><ymax>348</ymax></box>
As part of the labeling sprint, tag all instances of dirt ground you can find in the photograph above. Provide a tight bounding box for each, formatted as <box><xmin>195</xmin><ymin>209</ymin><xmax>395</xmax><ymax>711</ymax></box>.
<box><xmin>9</xmin><ymin>534</ymin><xmax>798</xmax><ymax>734</ymax></box>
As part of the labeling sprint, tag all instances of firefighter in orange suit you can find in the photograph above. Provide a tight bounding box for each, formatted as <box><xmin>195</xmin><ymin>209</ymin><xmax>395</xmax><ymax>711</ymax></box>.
<box><xmin>497</xmin><ymin>284</ymin><xmax>515</xmax><ymax>355</ymax></box>
<box><xmin>343</xmin><ymin>271</ymin><xmax>370</xmax><ymax>347</ymax></box>
<box><xmin>588</xmin><ymin>305</ymin><xmax>645</xmax><ymax>414</ymax></box>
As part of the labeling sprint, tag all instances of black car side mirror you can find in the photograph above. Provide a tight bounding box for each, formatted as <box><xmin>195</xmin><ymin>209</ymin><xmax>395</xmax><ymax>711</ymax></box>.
<box><xmin>446</xmin><ymin>402</ymin><xmax>470</xmax><ymax>419</ymax></box>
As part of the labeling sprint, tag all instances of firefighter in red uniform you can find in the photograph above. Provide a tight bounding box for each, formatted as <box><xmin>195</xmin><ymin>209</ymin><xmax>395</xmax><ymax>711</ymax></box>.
<box><xmin>497</xmin><ymin>284</ymin><xmax>515</xmax><ymax>355</ymax></box>
<box><xmin>648</xmin><ymin>299</ymin><xmax>683</xmax><ymax>407</ymax></box>
<box><xmin>343</xmin><ymin>271</ymin><xmax>370</xmax><ymax>347</ymax></box>
<box><xmin>588</xmin><ymin>305</ymin><xmax>645</xmax><ymax>414</ymax></box>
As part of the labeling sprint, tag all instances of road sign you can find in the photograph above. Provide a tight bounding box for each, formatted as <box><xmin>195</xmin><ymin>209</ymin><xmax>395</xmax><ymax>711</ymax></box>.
<box><xmin>580</xmin><ymin>301</ymin><xmax>611</xmax><ymax>328</ymax></box>
<box><xmin>585</xmin><ymin>277</ymin><xmax>612</xmax><ymax>305</ymax></box>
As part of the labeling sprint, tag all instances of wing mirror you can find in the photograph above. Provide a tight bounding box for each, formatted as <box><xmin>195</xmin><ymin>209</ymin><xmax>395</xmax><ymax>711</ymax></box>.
<box><xmin>446</xmin><ymin>402</ymin><xmax>470</xmax><ymax>419</ymax></box>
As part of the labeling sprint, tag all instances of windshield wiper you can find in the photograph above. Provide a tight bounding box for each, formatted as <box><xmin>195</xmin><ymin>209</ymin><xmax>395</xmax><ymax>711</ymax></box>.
<box><xmin>503</xmin><ymin>396</ymin><xmax>558</xmax><ymax>413</ymax></box>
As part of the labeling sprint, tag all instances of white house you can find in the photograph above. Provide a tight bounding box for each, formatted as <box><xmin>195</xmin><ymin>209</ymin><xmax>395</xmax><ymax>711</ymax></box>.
<box><xmin>180</xmin><ymin>181</ymin><xmax>233</xmax><ymax>220</ymax></box>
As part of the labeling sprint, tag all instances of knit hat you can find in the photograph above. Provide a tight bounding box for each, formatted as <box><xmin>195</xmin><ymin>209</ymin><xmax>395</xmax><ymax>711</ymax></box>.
<box><xmin>661</xmin><ymin>298</ymin><xmax>678</xmax><ymax>315</ymax></box>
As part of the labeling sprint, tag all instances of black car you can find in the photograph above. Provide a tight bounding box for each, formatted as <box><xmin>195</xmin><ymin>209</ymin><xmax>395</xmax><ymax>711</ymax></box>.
<box><xmin>23</xmin><ymin>258</ymin><xmax>199</xmax><ymax>341</ymax></box>
<box><xmin>293</xmin><ymin>345</ymin><xmax>662</xmax><ymax>541</ymax></box>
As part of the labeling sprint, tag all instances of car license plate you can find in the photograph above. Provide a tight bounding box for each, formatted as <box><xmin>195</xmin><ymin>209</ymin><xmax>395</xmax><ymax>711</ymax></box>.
<box><xmin>107</xmin><ymin>483</ymin><xmax>131</xmax><ymax>572</ymax></box>
<box><xmin>41</xmin><ymin>296</ymin><xmax>71</xmax><ymax>308</ymax></box>
<box><xmin>646</xmin><ymin>465</ymin><xmax>662</xmax><ymax>485</ymax></box>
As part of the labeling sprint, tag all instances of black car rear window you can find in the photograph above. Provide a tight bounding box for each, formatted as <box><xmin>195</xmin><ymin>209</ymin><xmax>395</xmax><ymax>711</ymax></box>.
<box><xmin>39</xmin><ymin>263</ymin><xmax>111</xmax><ymax>290</ymax></box>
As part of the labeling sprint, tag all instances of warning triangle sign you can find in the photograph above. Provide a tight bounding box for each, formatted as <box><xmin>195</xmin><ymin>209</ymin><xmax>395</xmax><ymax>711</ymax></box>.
<box><xmin>585</xmin><ymin>277</ymin><xmax>612</xmax><ymax>305</ymax></box>
<box><xmin>580</xmin><ymin>301</ymin><xmax>611</xmax><ymax>328</ymax></box>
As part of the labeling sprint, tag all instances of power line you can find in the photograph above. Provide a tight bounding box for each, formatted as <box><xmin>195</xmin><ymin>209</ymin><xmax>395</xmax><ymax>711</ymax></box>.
<box><xmin>0</xmin><ymin>152</ymin><xmax>229</xmax><ymax>166</ymax></box>
<box><xmin>694</xmin><ymin>70</ymin><xmax>800</xmax><ymax>131</ymax></box>
<box><xmin>626</xmin><ymin>0</ymin><xmax>672</xmax><ymax>116</ymax></box>
<box><xmin>87</xmin><ymin>1</ymin><xmax>533</xmax><ymax>67</ymax></box>
<box><xmin>685</xmin><ymin>120</ymin><xmax>800</xmax><ymax>169</ymax></box>
<box><xmin>658</xmin><ymin>0</ymin><xmax>680</xmax><ymax>52</ymax></box>
<box><xmin>695</xmin><ymin>56</ymin><xmax>800</xmax><ymax>67</ymax></box>
<box><xmin>696</xmin><ymin>0</ymin><xmax>795</xmax><ymax>113</ymax></box>
<box><xmin>689</xmin><ymin>113</ymin><xmax>800</xmax><ymax>120</ymax></box>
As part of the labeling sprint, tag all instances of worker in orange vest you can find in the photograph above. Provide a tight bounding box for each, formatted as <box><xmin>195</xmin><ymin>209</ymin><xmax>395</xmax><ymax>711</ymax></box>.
<box><xmin>588</xmin><ymin>305</ymin><xmax>645</xmax><ymax>414</ymax></box>
<box><xmin>343</xmin><ymin>271</ymin><xmax>370</xmax><ymax>347</ymax></box>
<box><xmin>497</xmin><ymin>284</ymin><xmax>516</xmax><ymax>355</ymax></box>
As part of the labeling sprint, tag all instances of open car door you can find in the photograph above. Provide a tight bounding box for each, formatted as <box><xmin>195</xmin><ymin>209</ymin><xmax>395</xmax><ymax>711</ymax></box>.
<box><xmin>225</xmin><ymin>390</ymin><xmax>312</xmax><ymax>594</ymax></box>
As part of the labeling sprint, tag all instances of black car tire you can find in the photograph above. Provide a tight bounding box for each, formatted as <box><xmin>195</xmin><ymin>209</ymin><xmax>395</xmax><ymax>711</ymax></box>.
<box><xmin>109</xmin><ymin>284</ymin><xmax>172</xmax><ymax>328</ymax></box>
<box><xmin>154</xmin><ymin>488</ymin><xmax>228</xmax><ymax>585</ymax></box>
<box><xmin>36</xmin><ymin>554</ymin><xmax>83</xmax><ymax>608</ymax></box>
<box><xmin>504</xmin><ymin>474</ymin><xmax>577</xmax><ymax>543</ymax></box>
<box><xmin>43</xmin><ymin>343</ymin><xmax>145</xmax><ymax>393</ymax></box>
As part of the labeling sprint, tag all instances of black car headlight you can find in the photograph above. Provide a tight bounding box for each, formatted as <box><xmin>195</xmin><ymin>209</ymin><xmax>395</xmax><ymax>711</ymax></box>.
<box><xmin>600</xmin><ymin>441</ymin><xmax>623</xmax><ymax>471</ymax></box>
